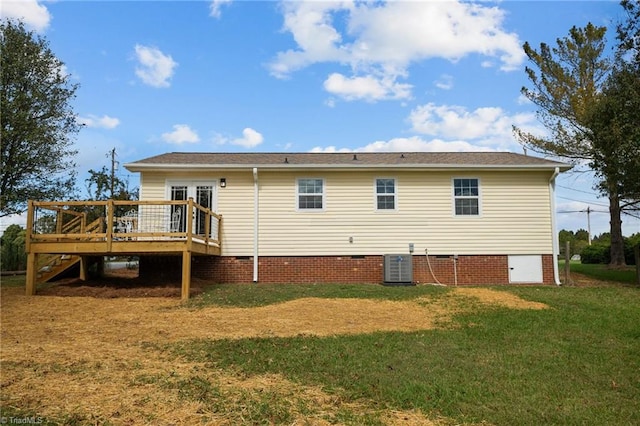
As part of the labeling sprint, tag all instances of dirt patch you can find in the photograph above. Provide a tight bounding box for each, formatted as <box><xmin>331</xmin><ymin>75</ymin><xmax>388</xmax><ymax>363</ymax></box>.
<box><xmin>452</xmin><ymin>287</ymin><xmax>548</xmax><ymax>310</ymax></box>
<box><xmin>37</xmin><ymin>268</ymin><xmax>207</xmax><ymax>298</ymax></box>
<box><xmin>1</xmin><ymin>285</ymin><xmax>545</xmax><ymax>424</ymax></box>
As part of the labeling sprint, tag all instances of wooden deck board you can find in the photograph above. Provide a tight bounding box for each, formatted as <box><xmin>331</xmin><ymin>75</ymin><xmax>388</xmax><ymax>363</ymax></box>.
<box><xmin>28</xmin><ymin>239</ymin><xmax>220</xmax><ymax>256</ymax></box>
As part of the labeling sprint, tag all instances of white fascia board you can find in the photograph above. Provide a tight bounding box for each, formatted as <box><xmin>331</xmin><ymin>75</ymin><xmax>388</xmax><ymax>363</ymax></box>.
<box><xmin>125</xmin><ymin>162</ymin><xmax>571</xmax><ymax>173</ymax></box>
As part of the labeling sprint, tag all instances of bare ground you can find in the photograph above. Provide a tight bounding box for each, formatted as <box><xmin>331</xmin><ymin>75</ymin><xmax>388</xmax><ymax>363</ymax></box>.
<box><xmin>1</xmin><ymin>274</ymin><xmax>548</xmax><ymax>425</ymax></box>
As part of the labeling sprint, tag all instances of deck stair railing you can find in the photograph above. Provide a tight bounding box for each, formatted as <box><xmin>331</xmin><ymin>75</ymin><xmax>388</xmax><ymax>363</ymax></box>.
<box><xmin>33</xmin><ymin>216</ymin><xmax>107</xmax><ymax>283</ymax></box>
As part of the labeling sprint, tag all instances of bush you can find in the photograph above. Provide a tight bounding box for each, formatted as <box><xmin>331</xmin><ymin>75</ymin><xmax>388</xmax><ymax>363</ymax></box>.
<box><xmin>581</xmin><ymin>244</ymin><xmax>610</xmax><ymax>264</ymax></box>
<box><xmin>580</xmin><ymin>238</ymin><xmax>639</xmax><ymax>265</ymax></box>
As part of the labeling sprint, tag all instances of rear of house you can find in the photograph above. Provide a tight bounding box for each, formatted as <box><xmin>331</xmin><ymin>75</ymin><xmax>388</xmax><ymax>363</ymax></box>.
<box><xmin>125</xmin><ymin>152</ymin><xmax>571</xmax><ymax>285</ymax></box>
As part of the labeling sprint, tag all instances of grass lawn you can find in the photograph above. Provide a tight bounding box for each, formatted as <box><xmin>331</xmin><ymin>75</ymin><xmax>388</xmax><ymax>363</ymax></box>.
<box><xmin>166</xmin><ymin>285</ymin><xmax>640</xmax><ymax>425</ymax></box>
<box><xmin>563</xmin><ymin>261</ymin><xmax>639</xmax><ymax>284</ymax></box>
<box><xmin>0</xmin><ymin>274</ymin><xmax>26</xmax><ymax>287</ymax></box>
<box><xmin>2</xmin><ymin>276</ymin><xmax>639</xmax><ymax>425</ymax></box>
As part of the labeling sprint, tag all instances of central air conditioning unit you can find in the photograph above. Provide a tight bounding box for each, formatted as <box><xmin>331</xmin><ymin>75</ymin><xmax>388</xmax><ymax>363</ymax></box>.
<box><xmin>383</xmin><ymin>254</ymin><xmax>413</xmax><ymax>285</ymax></box>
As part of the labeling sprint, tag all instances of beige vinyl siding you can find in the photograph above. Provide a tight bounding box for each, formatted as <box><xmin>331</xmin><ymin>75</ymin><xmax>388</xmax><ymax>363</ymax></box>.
<box><xmin>215</xmin><ymin>173</ymin><xmax>254</xmax><ymax>255</ymax></box>
<box><xmin>256</xmin><ymin>170</ymin><xmax>553</xmax><ymax>256</ymax></box>
<box><xmin>139</xmin><ymin>171</ymin><xmax>255</xmax><ymax>255</ymax></box>
<box><xmin>139</xmin><ymin>169</ymin><xmax>554</xmax><ymax>256</ymax></box>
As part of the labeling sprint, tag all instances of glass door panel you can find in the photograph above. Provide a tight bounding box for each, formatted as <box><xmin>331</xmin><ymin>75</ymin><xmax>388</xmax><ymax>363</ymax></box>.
<box><xmin>168</xmin><ymin>182</ymin><xmax>216</xmax><ymax>236</ymax></box>
<box><xmin>170</xmin><ymin>185</ymin><xmax>188</xmax><ymax>232</ymax></box>
<box><xmin>195</xmin><ymin>185</ymin><xmax>213</xmax><ymax>235</ymax></box>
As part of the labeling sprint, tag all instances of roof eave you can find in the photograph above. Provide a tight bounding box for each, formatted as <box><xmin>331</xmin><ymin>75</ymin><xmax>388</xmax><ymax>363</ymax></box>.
<box><xmin>124</xmin><ymin>162</ymin><xmax>572</xmax><ymax>173</ymax></box>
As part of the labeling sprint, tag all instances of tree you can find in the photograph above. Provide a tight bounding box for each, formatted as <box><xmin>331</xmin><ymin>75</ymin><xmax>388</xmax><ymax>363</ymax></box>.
<box><xmin>85</xmin><ymin>166</ymin><xmax>136</xmax><ymax>202</ymax></box>
<box><xmin>513</xmin><ymin>23</ymin><xmax>633</xmax><ymax>266</ymax></box>
<box><xmin>617</xmin><ymin>0</ymin><xmax>640</xmax><ymax>66</ymax></box>
<box><xmin>81</xmin><ymin>153</ymin><xmax>139</xmax><ymax>223</ymax></box>
<box><xmin>611</xmin><ymin>1</ymin><xmax>640</xmax><ymax>204</ymax></box>
<box><xmin>586</xmin><ymin>63</ymin><xmax>640</xmax><ymax>249</ymax></box>
<box><xmin>574</xmin><ymin>229</ymin><xmax>590</xmax><ymax>241</ymax></box>
<box><xmin>0</xmin><ymin>224</ymin><xmax>27</xmax><ymax>271</ymax></box>
<box><xmin>558</xmin><ymin>228</ymin><xmax>590</xmax><ymax>257</ymax></box>
<box><xmin>0</xmin><ymin>20</ymin><xmax>80</xmax><ymax>217</ymax></box>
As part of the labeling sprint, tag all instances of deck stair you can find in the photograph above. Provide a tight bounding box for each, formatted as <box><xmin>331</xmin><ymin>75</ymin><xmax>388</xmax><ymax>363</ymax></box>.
<box><xmin>37</xmin><ymin>254</ymin><xmax>81</xmax><ymax>283</ymax></box>
<box><xmin>35</xmin><ymin>217</ymin><xmax>104</xmax><ymax>283</ymax></box>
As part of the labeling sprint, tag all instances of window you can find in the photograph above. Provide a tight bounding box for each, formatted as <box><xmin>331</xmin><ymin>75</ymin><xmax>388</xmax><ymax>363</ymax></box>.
<box><xmin>376</xmin><ymin>178</ymin><xmax>396</xmax><ymax>210</ymax></box>
<box><xmin>453</xmin><ymin>178</ymin><xmax>480</xmax><ymax>216</ymax></box>
<box><xmin>297</xmin><ymin>178</ymin><xmax>324</xmax><ymax>210</ymax></box>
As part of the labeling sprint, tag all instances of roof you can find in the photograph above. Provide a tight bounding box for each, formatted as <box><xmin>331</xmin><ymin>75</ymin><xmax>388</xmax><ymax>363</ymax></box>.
<box><xmin>124</xmin><ymin>152</ymin><xmax>572</xmax><ymax>172</ymax></box>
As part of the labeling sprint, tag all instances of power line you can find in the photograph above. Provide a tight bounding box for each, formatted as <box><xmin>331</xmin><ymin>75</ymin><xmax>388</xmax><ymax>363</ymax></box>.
<box><xmin>557</xmin><ymin>196</ymin><xmax>609</xmax><ymax>207</ymax></box>
<box><xmin>557</xmin><ymin>184</ymin><xmax>600</xmax><ymax>196</ymax></box>
<box><xmin>622</xmin><ymin>210</ymin><xmax>640</xmax><ymax>220</ymax></box>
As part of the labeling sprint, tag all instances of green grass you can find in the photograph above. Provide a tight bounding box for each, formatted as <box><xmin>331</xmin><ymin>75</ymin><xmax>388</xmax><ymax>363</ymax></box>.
<box><xmin>168</xmin><ymin>286</ymin><xmax>640</xmax><ymax>425</ymax></box>
<box><xmin>0</xmin><ymin>274</ymin><xmax>26</xmax><ymax>287</ymax></box>
<box><xmin>5</xmin><ymin>270</ymin><xmax>639</xmax><ymax>423</ymax></box>
<box><xmin>189</xmin><ymin>282</ymin><xmax>448</xmax><ymax>308</ymax></box>
<box><xmin>566</xmin><ymin>262</ymin><xmax>638</xmax><ymax>284</ymax></box>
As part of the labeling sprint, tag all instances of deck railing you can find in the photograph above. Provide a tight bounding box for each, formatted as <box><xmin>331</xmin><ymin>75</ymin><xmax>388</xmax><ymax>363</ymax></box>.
<box><xmin>25</xmin><ymin>199</ymin><xmax>222</xmax><ymax>251</ymax></box>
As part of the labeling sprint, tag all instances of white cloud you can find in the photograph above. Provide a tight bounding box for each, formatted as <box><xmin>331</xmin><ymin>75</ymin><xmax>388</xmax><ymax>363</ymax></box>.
<box><xmin>312</xmin><ymin>102</ymin><xmax>544</xmax><ymax>154</ymax></box>
<box><xmin>231</xmin><ymin>128</ymin><xmax>264</xmax><ymax>148</ymax></box>
<box><xmin>311</xmin><ymin>136</ymin><xmax>494</xmax><ymax>153</ymax></box>
<box><xmin>323</xmin><ymin>72</ymin><xmax>412</xmax><ymax>102</ymax></box>
<box><xmin>214</xmin><ymin>127</ymin><xmax>264</xmax><ymax>148</ymax></box>
<box><xmin>269</xmin><ymin>1</ymin><xmax>524</xmax><ymax>100</ymax></box>
<box><xmin>408</xmin><ymin>103</ymin><xmax>539</xmax><ymax>148</ymax></box>
<box><xmin>269</xmin><ymin>1</ymin><xmax>351</xmax><ymax>78</ymax></box>
<box><xmin>210</xmin><ymin>0</ymin><xmax>232</xmax><ymax>18</ymax></box>
<box><xmin>134</xmin><ymin>45</ymin><xmax>177</xmax><ymax>88</ymax></box>
<box><xmin>434</xmin><ymin>74</ymin><xmax>454</xmax><ymax>90</ymax></box>
<box><xmin>517</xmin><ymin>93</ymin><xmax>532</xmax><ymax>105</ymax></box>
<box><xmin>78</xmin><ymin>114</ymin><xmax>120</xmax><ymax>129</ymax></box>
<box><xmin>277</xmin><ymin>142</ymin><xmax>294</xmax><ymax>151</ymax></box>
<box><xmin>162</xmin><ymin>124</ymin><xmax>200</xmax><ymax>144</ymax></box>
<box><xmin>0</xmin><ymin>213</ymin><xmax>28</xmax><ymax>235</ymax></box>
<box><xmin>1</xmin><ymin>0</ymin><xmax>51</xmax><ymax>32</ymax></box>
<box><xmin>346</xmin><ymin>2</ymin><xmax>523</xmax><ymax>69</ymax></box>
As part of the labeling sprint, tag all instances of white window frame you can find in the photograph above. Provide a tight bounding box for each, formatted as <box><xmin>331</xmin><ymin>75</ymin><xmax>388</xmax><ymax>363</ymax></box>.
<box><xmin>296</xmin><ymin>178</ymin><xmax>325</xmax><ymax>212</ymax></box>
<box><xmin>452</xmin><ymin>177</ymin><xmax>481</xmax><ymax>217</ymax></box>
<box><xmin>375</xmin><ymin>177</ymin><xmax>397</xmax><ymax>211</ymax></box>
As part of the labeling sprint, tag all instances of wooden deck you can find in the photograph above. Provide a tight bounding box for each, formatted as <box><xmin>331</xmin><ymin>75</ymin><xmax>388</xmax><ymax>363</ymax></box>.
<box><xmin>25</xmin><ymin>199</ymin><xmax>222</xmax><ymax>300</ymax></box>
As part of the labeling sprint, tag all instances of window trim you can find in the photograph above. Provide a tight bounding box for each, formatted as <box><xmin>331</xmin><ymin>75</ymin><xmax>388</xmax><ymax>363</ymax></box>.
<box><xmin>374</xmin><ymin>177</ymin><xmax>397</xmax><ymax>211</ymax></box>
<box><xmin>296</xmin><ymin>177</ymin><xmax>325</xmax><ymax>212</ymax></box>
<box><xmin>452</xmin><ymin>177</ymin><xmax>481</xmax><ymax>217</ymax></box>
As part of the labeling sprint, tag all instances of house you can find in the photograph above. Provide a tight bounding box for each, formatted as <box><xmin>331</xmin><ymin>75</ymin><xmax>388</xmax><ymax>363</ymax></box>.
<box><xmin>122</xmin><ymin>151</ymin><xmax>571</xmax><ymax>288</ymax></box>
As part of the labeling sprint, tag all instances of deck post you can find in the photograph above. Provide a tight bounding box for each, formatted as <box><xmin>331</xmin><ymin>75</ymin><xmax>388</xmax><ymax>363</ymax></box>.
<box><xmin>181</xmin><ymin>251</ymin><xmax>192</xmax><ymax>301</ymax></box>
<box><xmin>25</xmin><ymin>253</ymin><xmax>37</xmax><ymax>296</ymax></box>
<box><xmin>25</xmin><ymin>200</ymin><xmax>34</xmax><ymax>253</ymax></box>
<box><xmin>79</xmin><ymin>256</ymin><xmax>88</xmax><ymax>281</ymax></box>
<box><xmin>106</xmin><ymin>199</ymin><xmax>114</xmax><ymax>251</ymax></box>
<box><xmin>186</xmin><ymin>198</ymin><xmax>194</xmax><ymax>249</ymax></box>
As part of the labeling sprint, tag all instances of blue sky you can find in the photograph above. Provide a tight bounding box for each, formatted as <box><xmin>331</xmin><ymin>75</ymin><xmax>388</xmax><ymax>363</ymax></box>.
<box><xmin>2</xmin><ymin>0</ymin><xmax>638</xmax><ymax>237</ymax></box>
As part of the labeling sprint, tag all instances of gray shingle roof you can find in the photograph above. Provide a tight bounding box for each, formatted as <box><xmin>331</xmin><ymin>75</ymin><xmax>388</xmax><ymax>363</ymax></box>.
<box><xmin>125</xmin><ymin>152</ymin><xmax>571</xmax><ymax>171</ymax></box>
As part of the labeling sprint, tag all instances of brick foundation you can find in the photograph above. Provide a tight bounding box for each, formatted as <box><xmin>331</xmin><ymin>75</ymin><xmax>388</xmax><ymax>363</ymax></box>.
<box><xmin>176</xmin><ymin>254</ymin><xmax>555</xmax><ymax>285</ymax></box>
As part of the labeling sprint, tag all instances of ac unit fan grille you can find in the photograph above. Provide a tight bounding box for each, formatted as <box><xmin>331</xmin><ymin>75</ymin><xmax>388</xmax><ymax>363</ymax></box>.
<box><xmin>383</xmin><ymin>254</ymin><xmax>413</xmax><ymax>284</ymax></box>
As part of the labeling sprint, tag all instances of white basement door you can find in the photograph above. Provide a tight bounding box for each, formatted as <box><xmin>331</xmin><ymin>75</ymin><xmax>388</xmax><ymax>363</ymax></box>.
<box><xmin>508</xmin><ymin>255</ymin><xmax>543</xmax><ymax>283</ymax></box>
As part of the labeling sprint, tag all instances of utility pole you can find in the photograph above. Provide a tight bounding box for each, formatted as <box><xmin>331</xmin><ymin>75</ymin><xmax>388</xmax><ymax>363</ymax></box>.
<box><xmin>109</xmin><ymin>148</ymin><xmax>117</xmax><ymax>199</ymax></box>
<box><xmin>587</xmin><ymin>206</ymin><xmax>592</xmax><ymax>245</ymax></box>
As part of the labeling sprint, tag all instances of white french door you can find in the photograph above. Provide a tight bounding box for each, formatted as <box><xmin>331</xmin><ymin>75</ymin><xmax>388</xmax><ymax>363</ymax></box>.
<box><xmin>167</xmin><ymin>181</ymin><xmax>216</xmax><ymax>236</ymax></box>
